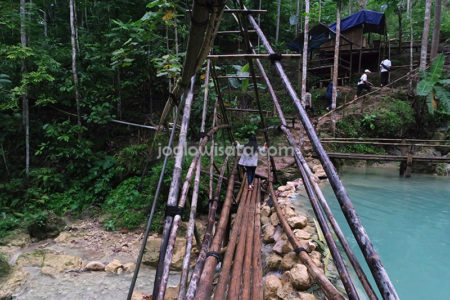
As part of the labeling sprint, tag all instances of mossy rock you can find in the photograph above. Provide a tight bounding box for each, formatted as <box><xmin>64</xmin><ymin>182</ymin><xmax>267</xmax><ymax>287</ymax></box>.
<box><xmin>27</xmin><ymin>211</ymin><xmax>65</xmax><ymax>240</ymax></box>
<box><xmin>0</xmin><ymin>254</ymin><xmax>10</xmax><ymax>278</ymax></box>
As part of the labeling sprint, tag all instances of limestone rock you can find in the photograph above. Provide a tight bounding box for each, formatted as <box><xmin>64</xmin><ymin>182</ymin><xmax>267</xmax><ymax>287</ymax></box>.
<box><xmin>277</xmin><ymin>185</ymin><xmax>294</xmax><ymax>193</ymax></box>
<box><xmin>282</xmin><ymin>206</ymin><xmax>297</xmax><ymax>219</ymax></box>
<box><xmin>165</xmin><ymin>286</ymin><xmax>180</xmax><ymax>300</ymax></box>
<box><xmin>273</xmin><ymin>239</ymin><xmax>293</xmax><ymax>255</ymax></box>
<box><xmin>261</xmin><ymin>205</ymin><xmax>271</xmax><ymax>217</ymax></box>
<box><xmin>27</xmin><ymin>211</ymin><xmax>66</xmax><ymax>240</ymax></box>
<box><xmin>293</xmin><ymin>229</ymin><xmax>311</xmax><ymax>240</ymax></box>
<box><xmin>123</xmin><ymin>262</ymin><xmax>136</xmax><ymax>273</ymax></box>
<box><xmin>15</xmin><ymin>249</ymin><xmax>47</xmax><ymax>268</ymax></box>
<box><xmin>0</xmin><ymin>267</ymin><xmax>29</xmax><ymax>299</ymax></box>
<box><xmin>287</xmin><ymin>215</ymin><xmax>307</xmax><ymax>229</ymax></box>
<box><xmin>263</xmin><ymin>224</ymin><xmax>275</xmax><ymax>244</ymax></box>
<box><xmin>313</xmin><ymin>165</ymin><xmax>327</xmax><ymax>178</ymax></box>
<box><xmin>281</xmin><ymin>252</ymin><xmax>300</xmax><ymax>270</ymax></box>
<box><xmin>131</xmin><ymin>291</ymin><xmax>149</xmax><ymax>300</ymax></box>
<box><xmin>85</xmin><ymin>261</ymin><xmax>106</xmax><ymax>271</ymax></box>
<box><xmin>143</xmin><ymin>237</ymin><xmax>187</xmax><ymax>271</ymax></box>
<box><xmin>289</xmin><ymin>264</ymin><xmax>311</xmax><ymax>290</ymax></box>
<box><xmin>278</xmin><ymin>190</ymin><xmax>295</xmax><ymax>198</ymax></box>
<box><xmin>309</xmin><ymin>251</ymin><xmax>322</xmax><ymax>268</ymax></box>
<box><xmin>41</xmin><ymin>253</ymin><xmax>84</xmax><ymax>276</ymax></box>
<box><xmin>261</xmin><ymin>215</ymin><xmax>270</xmax><ymax>226</ymax></box>
<box><xmin>277</xmin><ymin>275</ymin><xmax>295</xmax><ymax>299</ymax></box>
<box><xmin>272</xmin><ymin>226</ymin><xmax>284</xmax><ymax>242</ymax></box>
<box><xmin>263</xmin><ymin>274</ymin><xmax>282</xmax><ymax>298</ymax></box>
<box><xmin>270</xmin><ymin>213</ymin><xmax>279</xmax><ymax>226</ymax></box>
<box><xmin>298</xmin><ymin>292</ymin><xmax>319</xmax><ymax>300</ymax></box>
<box><xmin>266</xmin><ymin>253</ymin><xmax>282</xmax><ymax>270</ymax></box>
<box><xmin>281</xmin><ymin>241</ymin><xmax>294</xmax><ymax>254</ymax></box>
<box><xmin>105</xmin><ymin>259</ymin><xmax>123</xmax><ymax>273</ymax></box>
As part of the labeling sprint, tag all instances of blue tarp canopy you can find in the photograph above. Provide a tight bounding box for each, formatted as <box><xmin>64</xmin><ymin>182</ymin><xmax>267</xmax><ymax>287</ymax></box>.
<box><xmin>328</xmin><ymin>10</ymin><xmax>386</xmax><ymax>34</ymax></box>
<box><xmin>288</xmin><ymin>10</ymin><xmax>386</xmax><ymax>52</ymax></box>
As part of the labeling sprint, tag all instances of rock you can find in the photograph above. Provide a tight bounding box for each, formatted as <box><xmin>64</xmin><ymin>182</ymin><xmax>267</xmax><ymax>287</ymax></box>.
<box><xmin>41</xmin><ymin>253</ymin><xmax>84</xmax><ymax>277</ymax></box>
<box><xmin>309</xmin><ymin>251</ymin><xmax>322</xmax><ymax>268</ymax></box>
<box><xmin>266</xmin><ymin>254</ymin><xmax>282</xmax><ymax>270</ymax></box>
<box><xmin>270</xmin><ymin>213</ymin><xmax>279</xmax><ymax>226</ymax></box>
<box><xmin>105</xmin><ymin>259</ymin><xmax>123</xmax><ymax>273</ymax></box>
<box><xmin>273</xmin><ymin>239</ymin><xmax>293</xmax><ymax>255</ymax></box>
<box><xmin>0</xmin><ymin>230</ymin><xmax>31</xmax><ymax>247</ymax></box>
<box><xmin>15</xmin><ymin>249</ymin><xmax>47</xmax><ymax>268</ymax></box>
<box><xmin>164</xmin><ymin>286</ymin><xmax>180</xmax><ymax>300</ymax></box>
<box><xmin>277</xmin><ymin>274</ymin><xmax>295</xmax><ymax>299</ymax></box>
<box><xmin>282</xmin><ymin>241</ymin><xmax>294</xmax><ymax>254</ymax></box>
<box><xmin>312</xmin><ymin>165</ymin><xmax>327</xmax><ymax>178</ymax></box>
<box><xmin>117</xmin><ymin>267</ymin><xmax>124</xmax><ymax>274</ymax></box>
<box><xmin>85</xmin><ymin>261</ymin><xmax>105</xmax><ymax>271</ymax></box>
<box><xmin>131</xmin><ymin>291</ymin><xmax>150</xmax><ymax>300</ymax></box>
<box><xmin>272</xmin><ymin>226</ymin><xmax>284</xmax><ymax>242</ymax></box>
<box><xmin>263</xmin><ymin>224</ymin><xmax>275</xmax><ymax>244</ymax></box>
<box><xmin>263</xmin><ymin>274</ymin><xmax>282</xmax><ymax>298</ymax></box>
<box><xmin>261</xmin><ymin>205</ymin><xmax>271</xmax><ymax>217</ymax></box>
<box><xmin>289</xmin><ymin>264</ymin><xmax>311</xmax><ymax>290</ymax></box>
<box><xmin>0</xmin><ymin>255</ymin><xmax>10</xmax><ymax>278</ymax></box>
<box><xmin>293</xmin><ymin>229</ymin><xmax>311</xmax><ymax>240</ymax></box>
<box><xmin>277</xmin><ymin>185</ymin><xmax>294</xmax><ymax>193</ymax></box>
<box><xmin>0</xmin><ymin>267</ymin><xmax>29</xmax><ymax>299</ymax></box>
<box><xmin>123</xmin><ymin>262</ymin><xmax>136</xmax><ymax>273</ymax></box>
<box><xmin>143</xmin><ymin>237</ymin><xmax>188</xmax><ymax>271</ymax></box>
<box><xmin>298</xmin><ymin>292</ymin><xmax>318</xmax><ymax>300</ymax></box>
<box><xmin>278</xmin><ymin>190</ymin><xmax>296</xmax><ymax>198</ymax></box>
<box><xmin>27</xmin><ymin>211</ymin><xmax>66</xmax><ymax>240</ymax></box>
<box><xmin>282</xmin><ymin>206</ymin><xmax>297</xmax><ymax>218</ymax></box>
<box><xmin>281</xmin><ymin>252</ymin><xmax>300</xmax><ymax>270</ymax></box>
<box><xmin>287</xmin><ymin>215</ymin><xmax>307</xmax><ymax>229</ymax></box>
<box><xmin>261</xmin><ymin>215</ymin><xmax>270</xmax><ymax>226</ymax></box>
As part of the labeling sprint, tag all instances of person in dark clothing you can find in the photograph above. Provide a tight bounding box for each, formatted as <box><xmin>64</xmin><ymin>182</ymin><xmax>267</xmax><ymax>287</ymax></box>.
<box><xmin>379</xmin><ymin>58</ymin><xmax>391</xmax><ymax>86</ymax></box>
<box><xmin>355</xmin><ymin>69</ymin><xmax>373</xmax><ymax>99</ymax></box>
<box><xmin>325</xmin><ymin>82</ymin><xmax>334</xmax><ymax>110</ymax></box>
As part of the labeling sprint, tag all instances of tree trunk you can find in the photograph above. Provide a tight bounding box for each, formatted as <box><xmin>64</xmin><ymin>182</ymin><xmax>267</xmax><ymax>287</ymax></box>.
<box><xmin>331</xmin><ymin>0</ymin><xmax>341</xmax><ymax>135</ymax></box>
<box><xmin>319</xmin><ymin>0</ymin><xmax>322</xmax><ymax>22</ymax></box>
<box><xmin>301</xmin><ymin>0</ymin><xmax>310</xmax><ymax>106</ymax></box>
<box><xmin>408</xmin><ymin>0</ymin><xmax>413</xmax><ymax>88</ymax></box>
<box><xmin>295</xmin><ymin>0</ymin><xmax>300</xmax><ymax>36</ymax></box>
<box><xmin>70</xmin><ymin>0</ymin><xmax>81</xmax><ymax>125</ymax></box>
<box><xmin>348</xmin><ymin>0</ymin><xmax>352</xmax><ymax>15</ymax></box>
<box><xmin>430</xmin><ymin>0</ymin><xmax>442</xmax><ymax>61</ymax></box>
<box><xmin>419</xmin><ymin>0</ymin><xmax>432</xmax><ymax>70</ymax></box>
<box><xmin>20</xmin><ymin>0</ymin><xmax>29</xmax><ymax>178</ymax></box>
<box><xmin>397</xmin><ymin>10</ymin><xmax>402</xmax><ymax>52</ymax></box>
<box><xmin>275</xmin><ymin>0</ymin><xmax>281</xmax><ymax>42</ymax></box>
<box><xmin>359</xmin><ymin>0</ymin><xmax>368</xmax><ymax>10</ymax></box>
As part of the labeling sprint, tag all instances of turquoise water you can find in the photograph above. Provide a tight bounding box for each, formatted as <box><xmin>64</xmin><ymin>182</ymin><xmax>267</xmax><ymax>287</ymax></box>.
<box><xmin>299</xmin><ymin>166</ymin><xmax>450</xmax><ymax>299</ymax></box>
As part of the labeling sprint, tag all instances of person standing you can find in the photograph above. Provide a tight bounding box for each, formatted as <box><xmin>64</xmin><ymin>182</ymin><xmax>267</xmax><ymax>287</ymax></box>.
<box><xmin>236</xmin><ymin>135</ymin><xmax>267</xmax><ymax>191</ymax></box>
<box><xmin>325</xmin><ymin>81</ymin><xmax>333</xmax><ymax>110</ymax></box>
<box><xmin>355</xmin><ymin>69</ymin><xmax>373</xmax><ymax>99</ymax></box>
<box><xmin>304</xmin><ymin>88</ymin><xmax>314</xmax><ymax>116</ymax></box>
<box><xmin>379</xmin><ymin>58</ymin><xmax>392</xmax><ymax>86</ymax></box>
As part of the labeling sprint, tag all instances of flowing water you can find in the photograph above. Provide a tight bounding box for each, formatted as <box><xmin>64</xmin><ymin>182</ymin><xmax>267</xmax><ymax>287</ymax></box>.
<box><xmin>294</xmin><ymin>165</ymin><xmax>450</xmax><ymax>300</ymax></box>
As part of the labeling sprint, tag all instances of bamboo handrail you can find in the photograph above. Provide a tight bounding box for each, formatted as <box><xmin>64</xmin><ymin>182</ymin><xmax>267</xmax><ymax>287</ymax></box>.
<box><xmin>321</xmin><ymin>137</ymin><xmax>449</xmax><ymax>143</ymax></box>
<box><xmin>207</xmin><ymin>53</ymin><xmax>302</xmax><ymax>59</ymax></box>
<box><xmin>321</xmin><ymin>140</ymin><xmax>450</xmax><ymax>148</ymax></box>
<box><xmin>251</xmin><ymin>189</ymin><xmax>263</xmax><ymax>300</ymax></box>
<box><xmin>248</xmin><ymin>12</ymin><xmax>399</xmax><ymax>299</ymax></box>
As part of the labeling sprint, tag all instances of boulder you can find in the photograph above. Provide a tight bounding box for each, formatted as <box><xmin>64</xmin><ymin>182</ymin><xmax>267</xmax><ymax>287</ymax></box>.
<box><xmin>261</xmin><ymin>205</ymin><xmax>271</xmax><ymax>217</ymax></box>
<box><xmin>287</xmin><ymin>215</ymin><xmax>307</xmax><ymax>229</ymax></box>
<box><xmin>289</xmin><ymin>264</ymin><xmax>311</xmax><ymax>290</ymax></box>
<box><xmin>266</xmin><ymin>254</ymin><xmax>282</xmax><ymax>270</ymax></box>
<box><xmin>41</xmin><ymin>253</ymin><xmax>84</xmax><ymax>277</ymax></box>
<box><xmin>27</xmin><ymin>211</ymin><xmax>66</xmax><ymax>240</ymax></box>
<box><xmin>0</xmin><ymin>266</ymin><xmax>29</xmax><ymax>299</ymax></box>
<box><xmin>272</xmin><ymin>226</ymin><xmax>284</xmax><ymax>242</ymax></box>
<box><xmin>277</xmin><ymin>185</ymin><xmax>294</xmax><ymax>193</ymax></box>
<box><xmin>165</xmin><ymin>286</ymin><xmax>180</xmax><ymax>300</ymax></box>
<box><xmin>293</xmin><ymin>229</ymin><xmax>311</xmax><ymax>240</ymax></box>
<box><xmin>309</xmin><ymin>251</ymin><xmax>322</xmax><ymax>268</ymax></box>
<box><xmin>282</xmin><ymin>206</ymin><xmax>297</xmax><ymax>219</ymax></box>
<box><xmin>85</xmin><ymin>261</ymin><xmax>105</xmax><ymax>271</ymax></box>
<box><xmin>270</xmin><ymin>213</ymin><xmax>279</xmax><ymax>226</ymax></box>
<box><xmin>15</xmin><ymin>249</ymin><xmax>47</xmax><ymax>268</ymax></box>
<box><xmin>312</xmin><ymin>165</ymin><xmax>327</xmax><ymax>178</ymax></box>
<box><xmin>123</xmin><ymin>262</ymin><xmax>136</xmax><ymax>273</ymax></box>
<box><xmin>281</xmin><ymin>252</ymin><xmax>300</xmax><ymax>270</ymax></box>
<box><xmin>143</xmin><ymin>237</ymin><xmax>188</xmax><ymax>271</ymax></box>
<box><xmin>260</xmin><ymin>215</ymin><xmax>270</xmax><ymax>226</ymax></box>
<box><xmin>263</xmin><ymin>224</ymin><xmax>275</xmax><ymax>244</ymax></box>
<box><xmin>131</xmin><ymin>291</ymin><xmax>150</xmax><ymax>300</ymax></box>
<box><xmin>281</xmin><ymin>241</ymin><xmax>294</xmax><ymax>254</ymax></box>
<box><xmin>273</xmin><ymin>239</ymin><xmax>293</xmax><ymax>255</ymax></box>
<box><xmin>277</xmin><ymin>275</ymin><xmax>295</xmax><ymax>299</ymax></box>
<box><xmin>263</xmin><ymin>274</ymin><xmax>282</xmax><ymax>298</ymax></box>
<box><xmin>298</xmin><ymin>292</ymin><xmax>319</xmax><ymax>300</ymax></box>
<box><xmin>105</xmin><ymin>259</ymin><xmax>123</xmax><ymax>273</ymax></box>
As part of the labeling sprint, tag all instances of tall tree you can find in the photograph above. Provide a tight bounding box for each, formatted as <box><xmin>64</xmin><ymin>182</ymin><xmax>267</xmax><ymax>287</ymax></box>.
<box><xmin>20</xmin><ymin>0</ymin><xmax>29</xmax><ymax>177</ymax></box>
<box><xmin>430</xmin><ymin>0</ymin><xmax>442</xmax><ymax>61</ymax></box>
<box><xmin>331</xmin><ymin>0</ymin><xmax>341</xmax><ymax>135</ymax></box>
<box><xmin>275</xmin><ymin>0</ymin><xmax>281</xmax><ymax>42</ymax></box>
<box><xmin>419</xmin><ymin>0</ymin><xmax>432</xmax><ymax>70</ymax></box>
<box><xmin>359</xmin><ymin>0</ymin><xmax>368</xmax><ymax>10</ymax></box>
<box><xmin>319</xmin><ymin>0</ymin><xmax>322</xmax><ymax>22</ymax></box>
<box><xmin>70</xmin><ymin>0</ymin><xmax>81</xmax><ymax>125</ymax></box>
<box><xmin>407</xmin><ymin>0</ymin><xmax>413</xmax><ymax>88</ymax></box>
<box><xmin>301</xmin><ymin>0</ymin><xmax>310</xmax><ymax>106</ymax></box>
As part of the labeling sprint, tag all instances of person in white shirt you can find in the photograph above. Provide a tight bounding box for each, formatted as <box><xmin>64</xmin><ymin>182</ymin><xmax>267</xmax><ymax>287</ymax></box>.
<box><xmin>355</xmin><ymin>69</ymin><xmax>373</xmax><ymax>99</ymax></box>
<box><xmin>235</xmin><ymin>135</ymin><xmax>267</xmax><ymax>191</ymax></box>
<box><xmin>379</xmin><ymin>58</ymin><xmax>392</xmax><ymax>86</ymax></box>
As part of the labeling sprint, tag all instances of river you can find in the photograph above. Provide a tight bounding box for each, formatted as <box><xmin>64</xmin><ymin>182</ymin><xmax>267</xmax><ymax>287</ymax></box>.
<box><xmin>295</xmin><ymin>165</ymin><xmax>450</xmax><ymax>299</ymax></box>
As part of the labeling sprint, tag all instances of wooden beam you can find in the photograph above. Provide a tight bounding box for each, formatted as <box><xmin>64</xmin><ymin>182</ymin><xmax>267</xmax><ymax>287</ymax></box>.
<box><xmin>217</xmin><ymin>75</ymin><xmax>261</xmax><ymax>79</ymax></box>
<box><xmin>187</xmin><ymin>9</ymin><xmax>267</xmax><ymax>14</ymax></box>
<box><xmin>207</xmin><ymin>54</ymin><xmax>302</xmax><ymax>59</ymax></box>
<box><xmin>217</xmin><ymin>30</ymin><xmax>257</xmax><ymax>34</ymax></box>
<box><xmin>225</xmin><ymin>108</ymin><xmax>271</xmax><ymax>113</ymax></box>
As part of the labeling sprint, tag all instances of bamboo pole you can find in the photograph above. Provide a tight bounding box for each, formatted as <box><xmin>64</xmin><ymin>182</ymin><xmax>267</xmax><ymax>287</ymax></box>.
<box><xmin>321</xmin><ymin>137</ymin><xmax>449</xmax><ymax>143</ymax></box>
<box><xmin>195</xmin><ymin>175</ymin><xmax>246</xmax><ymax>299</ymax></box>
<box><xmin>320</xmin><ymin>152</ymin><xmax>450</xmax><ymax>162</ymax></box>
<box><xmin>178</xmin><ymin>60</ymin><xmax>211</xmax><ymax>299</ymax></box>
<box><xmin>254</xmin><ymin>42</ymin><xmax>376</xmax><ymax>297</ymax></box>
<box><xmin>207</xmin><ymin>54</ymin><xmax>302</xmax><ymax>59</ymax></box>
<box><xmin>251</xmin><ymin>184</ymin><xmax>263</xmax><ymax>300</ymax></box>
<box><xmin>213</xmin><ymin>181</ymin><xmax>251</xmax><ymax>300</ymax></box>
<box><xmin>152</xmin><ymin>76</ymin><xmax>196</xmax><ymax>298</ymax></box>
<box><xmin>186</xmin><ymin>158</ymin><xmax>238</xmax><ymax>300</ymax></box>
<box><xmin>247</xmin><ymin>13</ymin><xmax>399</xmax><ymax>299</ymax></box>
<box><xmin>227</xmin><ymin>180</ymin><xmax>256</xmax><ymax>300</ymax></box>
<box><xmin>156</xmin><ymin>125</ymin><xmax>229</xmax><ymax>300</ymax></box>
<box><xmin>241</xmin><ymin>180</ymin><xmax>256</xmax><ymax>300</ymax></box>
